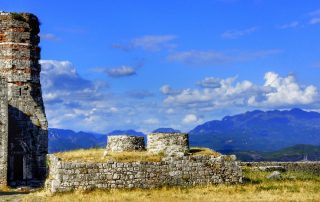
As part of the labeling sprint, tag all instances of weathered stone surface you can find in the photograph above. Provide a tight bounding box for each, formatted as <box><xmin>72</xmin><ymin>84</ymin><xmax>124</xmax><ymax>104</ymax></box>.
<box><xmin>0</xmin><ymin>12</ymin><xmax>48</xmax><ymax>187</ymax></box>
<box><xmin>147</xmin><ymin>133</ymin><xmax>189</xmax><ymax>156</ymax></box>
<box><xmin>46</xmin><ymin>154</ymin><xmax>242</xmax><ymax>193</ymax></box>
<box><xmin>105</xmin><ymin>135</ymin><xmax>145</xmax><ymax>154</ymax></box>
<box><xmin>0</xmin><ymin>77</ymin><xmax>8</xmax><ymax>186</ymax></box>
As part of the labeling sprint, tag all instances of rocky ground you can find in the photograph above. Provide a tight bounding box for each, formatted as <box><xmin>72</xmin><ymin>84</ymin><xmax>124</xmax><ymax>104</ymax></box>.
<box><xmin>0</xmin><ymin>191</ymin><xmax>29</xmax><ymax>202</ymax></box>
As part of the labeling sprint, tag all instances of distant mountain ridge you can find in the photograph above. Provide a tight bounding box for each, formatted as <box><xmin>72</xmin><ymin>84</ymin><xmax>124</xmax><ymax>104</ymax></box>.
<box><xmin>107</xmin><ymin>129</ymin><xmax>146</xmax><ymax>137</ymax></box>
<box><xmin>48</xmin><ymin>128</ymin><xmax>106</xmax><ymax>153</ymax></box>
<box><xmin>227</xmin><ymin>144</ymin><xmax>320</xmax><ymax>162</ymax></box>
<box><xmin>49</xmin><ymin>108</ymin><xmax>320</xmax><ymax>162</ymax></box>
<box><xmin>48</xmin><ymin>128</ymin><xmax>146</xmax><ymax>153</ymax></box>
<box><xmin>152</xmin><ymin>128</ymin><xmax>181</xmax><ymax>133</ymax></box>
<box><xmin>189</xmin><ymin>108</ymin><xmax>320</xmax><ymax>152</ymax></box>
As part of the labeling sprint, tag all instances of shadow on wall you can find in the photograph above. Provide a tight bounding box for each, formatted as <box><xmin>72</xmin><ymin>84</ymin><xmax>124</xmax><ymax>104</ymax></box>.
<box><xmin>7</xmin><ymin>105</ymin><xmax>48</xmax><ymax>187</ymax></box>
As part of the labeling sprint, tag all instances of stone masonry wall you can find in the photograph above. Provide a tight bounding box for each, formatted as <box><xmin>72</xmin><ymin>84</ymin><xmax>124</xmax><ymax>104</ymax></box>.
<box><xmin>0</xmin><ymin>12</ymin><xmax>48</xmax><ymax>186</ymax></box>
<box><xmin>147</xmin><ymin>133</ymin><xmax>189</xmax><ymax>156</ymax></box>
<box><xmin>241</xmin><ymin>161</ymin><xmax>320</xmax><ymax>174</ymax></box>
<box><xmin>0</xmin><ymin>77</ymin><xmax>8</xmax><ymax>186</ymax></box>
<box><xmin>105</xmin><ymin>135</ymin><xmax>145</xmax><ymax>153</ymax></box>
<box><xmin>46</xmin><ymin>154</ymin><xmax>242</xmax><ymax>193</ymax></box>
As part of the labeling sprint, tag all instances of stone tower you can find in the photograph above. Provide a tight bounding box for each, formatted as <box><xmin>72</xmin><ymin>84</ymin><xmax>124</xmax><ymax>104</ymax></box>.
<box><xmin>0</xmin><ymin>12</ymin><xmax>48</xmax><ymax>186</ymax></box>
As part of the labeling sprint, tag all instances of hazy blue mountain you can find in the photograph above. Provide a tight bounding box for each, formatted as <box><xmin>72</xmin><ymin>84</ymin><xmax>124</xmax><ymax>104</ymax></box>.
<box><xmin>48</xmin><ymin>128</ymin><xmax>146</xmax><ymax>153</ymax></box>
<box><xmin>226</xmin><ymin>144</ymin><xmax>320</xmax><ymax>162</ymax></box>
<box><xmin>48</xmin><ymin>128</ymin><xmax>106</xmax><ymax>153</ymax></box>
<box><xmin>108</xmin><ymin>129</ymin><xmax>146</xmax><ymax>137</ymax></box>
<box><xmin>189</xmin><ymin>108</ymin><xmax>320</xmax><ymax>152</ymax></box>
<box><xmin>152</xmin><ymin>128</ymin><xmax>181</xmax><ymax>133</ymax></box>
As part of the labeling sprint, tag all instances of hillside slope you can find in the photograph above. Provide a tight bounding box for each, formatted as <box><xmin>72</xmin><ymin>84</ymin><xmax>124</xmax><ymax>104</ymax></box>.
<box><xmin>189</xmin><ymin>108</ymin><xmax>320</xmax><ymax>152</ymax></box>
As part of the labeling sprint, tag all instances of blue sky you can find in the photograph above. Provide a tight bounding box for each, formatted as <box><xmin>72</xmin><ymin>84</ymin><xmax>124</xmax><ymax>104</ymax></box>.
<box><xmin>2</xmin><ymin>0</ymin><xmax>320</xmax><ymax>133</ymax></box>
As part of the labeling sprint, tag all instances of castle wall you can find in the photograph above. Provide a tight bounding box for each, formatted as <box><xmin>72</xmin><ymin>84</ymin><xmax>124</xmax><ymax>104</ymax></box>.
<box><xmin>147</xmin><ymin>133</ymin><xmax>189</xmax><ymax>156</ymax></box>
<box><xmin>0</xmin><ymin>12</ymin><xmax>48</xmax><ymax>186</ymax></box>
<box><xmin>46</xmin><ymin>154</ymin><xmax>242</xmax><ymax>193</ymax></box>
<box><xmin>105</xmin><ymin>135</ymin><xmax>145</xmax><ymax>154</ymax></box>
<box><xmin>0</xmin><ymin>78</ymin><xmax>8</xmax><ymax>186</ymax></box>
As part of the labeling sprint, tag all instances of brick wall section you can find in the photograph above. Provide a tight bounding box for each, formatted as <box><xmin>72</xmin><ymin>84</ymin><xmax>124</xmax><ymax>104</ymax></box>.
<box><xmin>0</xmin><ymin>77</ymin><xmax>8</xmax><ymax>186</ymax></box>
<box><xmin>241</xmin><ymin>162</ymin><xmax>320</xmax><ymax>174</ymax></box>
<box><xmin>46</xmin><ymin>154</ymin><xmax>242</xmax><ymax>193</ymax></box>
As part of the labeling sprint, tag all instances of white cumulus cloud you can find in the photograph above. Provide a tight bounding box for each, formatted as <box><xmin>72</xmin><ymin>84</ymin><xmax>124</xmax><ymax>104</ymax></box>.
<box><xmin>263</xmin><ymin>72</ymin><xmax>317</xmax><ymax>105</ymax></box>
<box><xmin>182</xmin><ymin>114</ymin><xmax>198</xmax><ymax>124</ymax></box>
<box><xmin>162</xmin><ymin>72</ymin><xmax>319</xmax><ymax>110</ymax></box>
<box><xmin>105</xmin><ymin>66</ymin><xmax>136</xmax><ymax>78</ymax></box>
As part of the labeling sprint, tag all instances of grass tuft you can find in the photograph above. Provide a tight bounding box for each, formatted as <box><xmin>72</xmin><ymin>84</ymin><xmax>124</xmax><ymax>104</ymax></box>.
<box><xmin>189</xmin><ymin>147</ymin><xmax>221</xmax><ymax>157</ymax></box>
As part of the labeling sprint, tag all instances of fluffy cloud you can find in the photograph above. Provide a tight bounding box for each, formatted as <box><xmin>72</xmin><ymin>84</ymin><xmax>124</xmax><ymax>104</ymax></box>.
<box><xmin>159</xmin><ymin>85</ymin><xmax>181</xmax><ymax>95</ymax></box>
<box><xmin>104</xmin><ymin>66</ymin><xmax>136</xmax><ymax>78</ymax></box>
<box><xmin>127</xmin><ymin>90</ymin><xmax>154</xmax><ymax>99</ymax></box>
<box><xmin>39</xmin><ymin>60</ymin><xmax>319</xmax><ymax>133</ymax></box>
<box><xmin>40</xmin><ymin>60</ymin><xmax>171</xmax><ymax>132</ymax></box>
<box><xmin>113</xmin><ymin>35</ymin><xmax>177</xmax><ymax>52</ymax></box>
<box><xmin>309</xmin><ymin>9</ymin><xmax>320</xmax><ymax>25</ymax></box>
<box><xmin>40</xmin><ymin>60</ymin><xmax>112</xmax><ymax>131</ymax></box>
<box><xmin>182</xmin><ymin>114</ymin><xmax>198</xmax><ymax>124</ymax></box>
<box><xmin>143</xmin><ymin>118</ymin><xmax>160</xmax><ymax>125</ymax></box>
<box><xmin>167</xmin><ymin>49</ymin><xmax>281</xmax><ymax>65</ymax></box>
<box><xmin>197</xmin><ymin>77</ymin><xmax>222</xmax><ymax>88</ymax></box>
<box><xmin>40</xmin><ymin>60</ymin><xmax>102</xmax><ymax>103</ymax></box>
<box><xmin>162</xmin><ymin>72</ymin><xmax>318</xmax><ymax>109</ymax></box>
<box><xmin>262</xmin><ymin>72</ymin><xmax>317</xmax><ymax>105</ymax></box>
<box><xmin>39</xmin><ymin>33</ymin><xmax>59</xmax><ymax>41</ymax></box>
<box><xmin>221</xmin><ymin>27</ymin><xmax>257</xmax><ymax>39</ymax></box>
<box><xmin>278</xmin><ymin>21</ymin><xmax>300</xmax><ymax>29</ymax></box>
<box><xmin>310</xmin><ymin>18</ymin><xmax>320</xmax><ymax>25</ymax></box>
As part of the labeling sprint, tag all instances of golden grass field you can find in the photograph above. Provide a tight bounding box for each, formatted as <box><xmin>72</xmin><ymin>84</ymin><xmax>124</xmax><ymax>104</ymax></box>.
<box><xmin>21</xmin><ymin>167</ymin><xmax>320</xmax><ymax>202</ymax></box>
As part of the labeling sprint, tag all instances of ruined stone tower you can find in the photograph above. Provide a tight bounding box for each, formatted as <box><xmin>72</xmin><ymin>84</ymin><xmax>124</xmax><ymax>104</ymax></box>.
<box><xmin>0</xmin><ymin>12</ymin><xmax>48</xmax><ymax>186</ymax></box>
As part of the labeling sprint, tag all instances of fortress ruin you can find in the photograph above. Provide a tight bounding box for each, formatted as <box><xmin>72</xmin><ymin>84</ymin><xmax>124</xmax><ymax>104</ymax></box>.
<box><xmin>46</xmin><ymin>133</ymin><xmax>242</xmax><ymax>192</ymax></box>
<box><xmin>0</xmin><ymin>12</ymin><xmax>48</xmax><ymax>187</ymax></box>
<box><xmin>0</xmin><ymin>12</ymin><xmax>242</xmax><ymax>192</ymax></box>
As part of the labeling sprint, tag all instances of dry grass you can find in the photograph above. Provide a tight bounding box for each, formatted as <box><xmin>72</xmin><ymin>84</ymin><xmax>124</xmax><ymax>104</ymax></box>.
<box><xmin>22</xmin><ymin>169</ymin><xmax>320</xmax><ymax>202</ymax></box>
<box><xmin>54</xmin><ymin>148</ymin><xmax>163</xmax><ymax>163</ymax></box>
<box><xmin>54</xmin><ymin>147</ymin><xmax>221</xmax><ymax>163</ymax></box>
<box><xmin>0</xmin><ymin>185</ymin><xmax>11</xmax><ymax>192</ymax></box>
<box><xmin>189</xmin><ymin>147</ymin><xmax>221</xmax><ymax>157</ymax></box>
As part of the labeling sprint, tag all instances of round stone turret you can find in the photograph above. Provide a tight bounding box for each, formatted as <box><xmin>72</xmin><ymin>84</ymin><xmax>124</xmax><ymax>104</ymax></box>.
<box><xmin>147</xmin><ymin>133</ymin><xmax>189</xmax><ymax>156</ymax></box>
<box><xmin>105</xmin><ymin>135</ymin><xmax>145</xmax><ymax>154</ymax></box>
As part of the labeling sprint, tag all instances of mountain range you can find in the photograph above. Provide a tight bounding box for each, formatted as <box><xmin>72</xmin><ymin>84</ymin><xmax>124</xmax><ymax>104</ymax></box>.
<box><xmin>226</xmin><ymin>144</ymin><xmax>320</xmax><ymax>161</ymax></box>
<box><xmin>189</xmin><ymin>108</ymin><xmax>320</xmax><ymax>152</ymax></box>
<box><xmin>48</xmin><ymin>108</ymin><xmax>320</xmax><ymax>161</ymax></box>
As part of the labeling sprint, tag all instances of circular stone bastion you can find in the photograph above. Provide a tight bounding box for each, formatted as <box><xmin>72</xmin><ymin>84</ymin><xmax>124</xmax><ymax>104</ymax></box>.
<box><xmin>147</xmin><ymin>133</ymin><xmax>189</xmax><ymax>156</ymax></box>
<box><xmin>105</xmin><ymin>135</ymin><xmax>145</xmax><ymax>153</ymax></box>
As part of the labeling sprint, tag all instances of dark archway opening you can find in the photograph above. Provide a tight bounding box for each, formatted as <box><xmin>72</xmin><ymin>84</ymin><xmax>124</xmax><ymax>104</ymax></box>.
<box><xmin>13</xmin><ymin>154</ymin><xmax>23</xmax><ymax>181</ymax></box>
<box><xmin>7</xmin><ymin>105</ymin><xmax>47</xmax><ymax>187</ymax></box>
